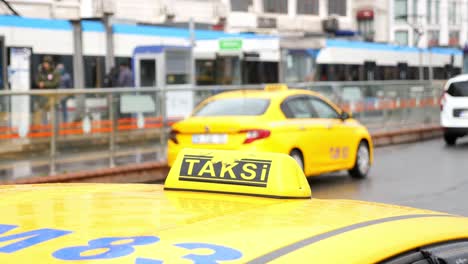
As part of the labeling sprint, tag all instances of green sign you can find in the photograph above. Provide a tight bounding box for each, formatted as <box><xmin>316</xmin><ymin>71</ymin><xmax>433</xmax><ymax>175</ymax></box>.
<box><xmin>219</xmin><ymin>39</ymin><xmax>243</xmax><ymax>51</ymax></box>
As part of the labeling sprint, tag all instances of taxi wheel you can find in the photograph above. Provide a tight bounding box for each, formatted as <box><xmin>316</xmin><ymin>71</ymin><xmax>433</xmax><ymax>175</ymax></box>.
<box><xmin>444</xmin><ymin>133</ymin><xmax>457</xmax><ymax>146</ymax></box>
<box><xmin>290</xmin><ymin>150</ymin><xmax>304</xmax><ymax>172</ymax></box>
<box><xmin>349</xmin><ymin>141</ymin><xmax>370</xmax><ymax>179</ymax></box>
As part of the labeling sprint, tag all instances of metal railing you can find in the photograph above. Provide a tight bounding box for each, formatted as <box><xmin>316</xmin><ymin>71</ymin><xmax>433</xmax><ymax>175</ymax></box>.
<box><xmin>0</xmin><ymin>80</ymin><xmax>444</xmax><ymax>181</ymax></box>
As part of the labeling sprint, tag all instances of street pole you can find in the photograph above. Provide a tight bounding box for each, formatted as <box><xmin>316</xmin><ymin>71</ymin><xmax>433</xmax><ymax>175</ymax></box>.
<box><xmin>103</xmin><ymin>13</ymin><xmax>115</xmax><ymax>74</ymax></box>
<box><xmin>428</xmin><ymin>47</ymin><xmax>433</xmax><ymax>82</ymax></box>
<box><xmin>189</xmin><ymin>17</ymin><xmax>195</xmax><ymax>48</ymax></box>
<box><xmin>72</xmin><ymin>20</ymin><xmax>85</xmax><ymax>121</ymax></box>
<box><xmin>414</xmin><ymin>26</ymin><xmax>424</xmax><ymax>81</ymax></box>
<box><xmin>419</xmin><ymin>47</ymin><xmax>424</xmax><ymax>80</ymax></box>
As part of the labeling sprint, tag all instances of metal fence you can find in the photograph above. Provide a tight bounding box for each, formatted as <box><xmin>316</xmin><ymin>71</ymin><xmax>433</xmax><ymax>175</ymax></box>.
<box><xmin>0</xmin><ymin>80</ymin><xmax>444</xmax><ymax>181</ymax></box>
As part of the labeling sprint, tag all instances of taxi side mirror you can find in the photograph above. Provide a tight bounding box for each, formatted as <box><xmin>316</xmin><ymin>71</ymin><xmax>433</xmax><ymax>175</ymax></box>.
<box><xmin>340</xmin><ymin>111</ymin><xmax>351</xmax><ymax>120</ymax></box>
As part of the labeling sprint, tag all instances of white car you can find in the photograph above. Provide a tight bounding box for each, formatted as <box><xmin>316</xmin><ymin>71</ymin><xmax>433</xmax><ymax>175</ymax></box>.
<box><xmin>440</xmin><ymin>74</ymin><xmax>468</xmax><ymax>145</ymax></box>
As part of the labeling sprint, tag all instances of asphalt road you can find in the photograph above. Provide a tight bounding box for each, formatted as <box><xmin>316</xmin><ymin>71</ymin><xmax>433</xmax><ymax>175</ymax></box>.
<box><xmin>311</xmin><ymin>137</ymin><xmax>468</xmax><ymax>216</ymax></box>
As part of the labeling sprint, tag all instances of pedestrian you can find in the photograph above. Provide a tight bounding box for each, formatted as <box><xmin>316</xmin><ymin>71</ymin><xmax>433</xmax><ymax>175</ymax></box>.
<box><xmin>116</xmin><ymin>62</ymin><xmax>134</xmax><ymax>120</ymax></box>
<box><xmin>36</xmin><ymin>56</ymin><xmax>60</xmax><ymax>89</ymax></box>
<box><xmin>33</xmin><ymin>56</ymin><xmax>60</xmax><ymax>125</ymax></box>
<box><xmin>57</xmin><ymin>63</ymin><xmax>72</xmax><ymax>123</ymax></box>
<box><xmin>117</xmin><ymin>62</ymin><xmax>134</xmax><ymax>87</ymax></box>
<box><xmin>104</xmin><ymin>66</ymin><xmax>119</xmax><ymax>88</ymax></box>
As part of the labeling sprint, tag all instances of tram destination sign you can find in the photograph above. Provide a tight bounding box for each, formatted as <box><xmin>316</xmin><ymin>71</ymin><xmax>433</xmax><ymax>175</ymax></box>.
<box><xmin>219</xmin><ymin>39</ymin><xmax>243</xmax><ymax>51</ymax></box>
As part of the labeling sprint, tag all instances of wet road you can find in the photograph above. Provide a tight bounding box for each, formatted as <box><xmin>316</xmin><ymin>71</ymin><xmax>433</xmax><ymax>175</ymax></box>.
<box><xmin>311</xmin><ymin>137</ymin><xmax>468</xmax><ymax>216</ymax></box>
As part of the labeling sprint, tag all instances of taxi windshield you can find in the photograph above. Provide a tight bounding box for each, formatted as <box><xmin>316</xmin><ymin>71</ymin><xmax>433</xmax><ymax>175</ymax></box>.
<box><xmin>447</xmin><ymin>81</ymin><xmax>468</xmax><ymax>97</ymax></box>
<box><xmin>194</xmin><ymin>98</ymin><xmax>270</xmax><ymax>116</ymax></box>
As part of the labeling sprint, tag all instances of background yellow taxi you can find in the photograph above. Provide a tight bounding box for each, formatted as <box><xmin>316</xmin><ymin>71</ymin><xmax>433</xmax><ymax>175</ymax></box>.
<box><xmin>168</xmin><ymin>84</ymin><xmax>373</xmax><ymax>178</ymax></box>
<box><xmin>1</xmin><ymin>149</ymin><xmax>468</xmax><ymax>264</ymax></box>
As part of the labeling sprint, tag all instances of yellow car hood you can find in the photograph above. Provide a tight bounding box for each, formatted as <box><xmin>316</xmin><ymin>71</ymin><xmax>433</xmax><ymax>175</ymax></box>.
<box><xmin>0</xmin><ymin>184</ymin><xmax>467</xmax><ymax>264</ymax></box>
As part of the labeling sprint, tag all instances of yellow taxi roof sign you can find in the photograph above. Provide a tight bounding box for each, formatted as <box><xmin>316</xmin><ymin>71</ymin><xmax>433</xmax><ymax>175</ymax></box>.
<box><xmin>264</xmin><ymin>83</ymin><xmax>289</xmax><ymax>92</ymax></box>
<box><xmin>164</xmin><ymin>148</ymin><xmax>311</xmax><ymax>199</ymax></box>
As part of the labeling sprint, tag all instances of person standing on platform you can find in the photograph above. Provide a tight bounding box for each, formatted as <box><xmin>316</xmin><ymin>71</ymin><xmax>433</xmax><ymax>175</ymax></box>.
<box><xmin>34</xmin><ymin>56</ymin><xmax>60</xmax><ymax>125</ymax></box>
<box><xmin>57</xmin><ymin>63</ymin><xmax>72</xmax><ymax>123</ymax></box>
<box><xmin>117</xmin><ymin>62</ymin><xmax>134</xmax><ymax>87</ymax></box>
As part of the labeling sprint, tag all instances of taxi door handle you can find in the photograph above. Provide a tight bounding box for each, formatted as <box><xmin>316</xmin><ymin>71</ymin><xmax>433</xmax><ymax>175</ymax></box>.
<box><xmin>327</xmin><ymin>123</ymin><xmax>334</xmax><ymax>129</ymax></box>
<box><xmin>298</xmin><ymin>126</ymin><xmax>306</xmax><ymax>131</ymax></box>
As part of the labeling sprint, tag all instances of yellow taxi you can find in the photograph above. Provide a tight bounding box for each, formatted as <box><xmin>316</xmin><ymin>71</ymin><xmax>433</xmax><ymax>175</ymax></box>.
<box><xmin>1</xmin><ymin>149</ymin><xmax>468</xmax><ymax>264</ymax></box>
<box><xmin>168</xmin><ymin>84</ymin><xmax>373</xmax><ymax>179</ymax></box>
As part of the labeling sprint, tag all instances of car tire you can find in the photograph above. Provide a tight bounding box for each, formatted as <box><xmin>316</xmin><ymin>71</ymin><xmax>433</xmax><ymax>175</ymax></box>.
<box><xmin>348</xmin><ymin>141</ymin><xmax>370</xmax><ymax>179</ymax></box>
<box><xmin>444</xmin><ymin>133</ymin><xmax>457</xmax><ymax>146</ymax></box>
<box><xmin>290</xmin><ymin>150</ymin><xmax>304</xmax><ymax>172</ymax></box>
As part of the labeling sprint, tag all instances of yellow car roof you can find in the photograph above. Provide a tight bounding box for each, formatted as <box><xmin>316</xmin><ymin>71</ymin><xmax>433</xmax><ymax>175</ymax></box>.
<box><xmin>1</xmin><ymin>184</ymin><xmax>467</xmax><ymax>264</ymax></box>
<box><xmin>1</xmin><ymin>149</ymin><xmax>468</xmax><ymax>264</ymax></box>
<box><xmin>207</xmin><ymin>88</ymin><xmax>321</xmax><ymax>100</ymax></box>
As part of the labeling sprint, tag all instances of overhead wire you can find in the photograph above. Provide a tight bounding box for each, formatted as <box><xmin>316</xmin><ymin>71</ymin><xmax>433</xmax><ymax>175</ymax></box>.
<box><xmin>0</xmin><ymin>0</ymin><xmax>20</xmax><ymax>16</ymax></box>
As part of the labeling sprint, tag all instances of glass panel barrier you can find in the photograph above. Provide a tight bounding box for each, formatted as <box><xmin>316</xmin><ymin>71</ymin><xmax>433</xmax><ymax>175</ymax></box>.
<box><xmin>0</xmin><ymin>81</ymin><xmax>446</xmax><ymax>181</ymax></box>
<box><xmin>116</xmin><ymin>90</ymin><xmax>165</xmax><ymax>165</ymax></box>
<box><xmin>0</xmin><ymin>94</ymin><xmax>52</xmax><ymax>181</ymax></box>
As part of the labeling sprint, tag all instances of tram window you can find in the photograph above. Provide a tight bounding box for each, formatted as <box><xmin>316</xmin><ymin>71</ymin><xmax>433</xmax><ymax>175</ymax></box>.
<box><xmin>242</xmin><ymin>60</ymin><xmax>278</xmax><ymax>84</ymax></box>
<box><xmin>424</xmin><ymin>67</ymin><xmax>429</xmax><ymax>80</ymax></box>
<box><xmin>285</xmin><ymin>51</ymin><xmax>312</xmax><ymax>83</ymax></box>
<box><xmin>116</xmin><ymin>57</ymin><xmax>132</xmax><ymax>68</ymax></box>
<box><xmin>433</xmin><ymin>67</ymin><xmax>445</xmax><ymax>79</ymax></box>
<box><xmin>334</xmin><ymin>64</ymin><xmax>346</xmax><ymax>81</ymax></box>
<box><xmin>375</xmin><ymin>66</ymin><xmax>384</xmax><ymax>80</ymax></box>
<box><xmin>357</xmin><ymin>65</ymin><xmax>365</xmax><ymax>81</ymax></box>
<box><xmin>363</xmin><ymin>61</ymin><xmax>376</xmax><ymax>81</ymax></box>
<box><xmin>262</xmin><ymin>62</ymin><xmax>279</xmax><ymax>83</ymax></box>
<box><xmin>196</xmin><ymin>59</ymin><xmax>216</xmax><ymax>85</ymax></box>
<box><xmin>84</xmin><ymin>56</ymin><xmax>105</xmax><ymax>88</ymax></box>
<box><xmin>166</xmin><ymin>74</ymin><xmax>188</xmax><ymax>85</ymax></box>
<box><xmin>408</xmin><ymin>67</ymin><xmax>418</xmax><ymax>80</ymax></box>
<box><xmin>166</xmin><ymin>50</ymin><xmax>191</xmax><ymax>85</ymax></box>
<box><xmin>32</xmin><ymin>54</ymin><xmax>74</xmax><ymax>89</ymax></box>
<box><xmin>317</xmin><ymin>64</ymin><xmax>328</xmax><ymax>81</ymax></box>
<box><xmin>383</xmin><ymin>66</ymin><xmax>396</xmax><ymax>80</ymax></box>
<box><xmin>0</xmin><ymin>38</ymin><xmax>4</xmax><ymax>89</ymax></box>
<box><xmin>242</xmin><ymin>61</ymin><xmax>260</xmax><ymax>84</ymax></box>
<box><xmin>327</xmin><ymin>64</ymin><xmax>338</xmax><ymax>81</ymax></box>
<box><xmin>139</xmin><ymin>59</ymin><xmax>156</xmax><ymax>87</ymax></box>
<box><xmin>216</xmin><ymin>56</ymin><xmax>241</xmax><ymax>85</ymax></box>
<box><xmin>337</xmin><ymin>64</ymin><xmax>347</xmax><ymax>81</ymax></box>
<box><xmin>347</xmin><ymin>65</ymin><xmax>358</xmax><ymax>81</ymax></box>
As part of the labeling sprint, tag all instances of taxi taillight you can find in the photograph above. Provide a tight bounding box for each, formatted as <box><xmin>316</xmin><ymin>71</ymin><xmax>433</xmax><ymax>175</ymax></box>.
<box><xmin>169</xmin><ymin>129</ymin><xmax>179</xmax><ymax>144</ymax></box>
<box><xmin>241</xmin><ymin>129</ymin><xmax>271</xmax><ymax>144</ymax></box>
<box><xmin>440</xmin><ymin>91</ymin><xmax>447</xmax><ymax>111</ymax></box>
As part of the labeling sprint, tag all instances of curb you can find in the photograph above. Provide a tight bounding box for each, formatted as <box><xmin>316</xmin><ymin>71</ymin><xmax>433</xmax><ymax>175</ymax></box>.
<box><xmin>371</xmin><ymin>125</ymin><xmax>443</xmax><ymax>147</ymax></box>
<box><xmin>7</xmin><ymin>161</ymin><xmax>170</xmax><ymax>185</ymax></box>
<box><xmin>5</xmin><ymin>126</ymin><xmax>443</xmax><ymax>185</ymax></box>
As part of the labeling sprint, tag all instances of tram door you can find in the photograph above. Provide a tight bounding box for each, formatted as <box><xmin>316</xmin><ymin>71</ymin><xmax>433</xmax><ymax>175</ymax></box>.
<box><xmin>8</xmin><ymin>46</ymin><xmax>32</xmax><ymax>138</ymax></box>
<box><xmin>364</xmin><ymin>61</ymin><xmax>376</xmax><ymax>81</ymax></box>
<box><xmin>242</xmin><ymin>52</ymin><xmax>261</xmax><ymax>84</ymax></box>
<box><xmin>397</xmin><ymin>63</ymin><xmax>408</xmax><ymax>80</ymax></box>
<box><xmin>134</xmin><ymin>46</ymin><xmax>194</xmax><ymax>120</ymax></box>
<box><xmin>0</xmin><ymin>37</ymin><xmax>6</xmax><ymax>126</ymax></box>
<box><xmin>215</xmin><ymin>55</ymin><xmax>241</xmax><ymax>85</ymax></box>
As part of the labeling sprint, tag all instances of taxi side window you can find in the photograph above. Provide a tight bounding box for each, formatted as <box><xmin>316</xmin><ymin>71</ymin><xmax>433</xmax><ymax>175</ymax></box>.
<box><xmin>380</xmin><ymin>240</ymin><xmax>468</xmax><ymax>264</ymax></box>
<box><xmin>282</xmin><ymin>97</ymin><xmax>318</xmax><ymax>118</ymax></box>
<box><xmin>309</xmin><ymin>98</ymin><xmax>339</xmax><ymax>119</ymax></box>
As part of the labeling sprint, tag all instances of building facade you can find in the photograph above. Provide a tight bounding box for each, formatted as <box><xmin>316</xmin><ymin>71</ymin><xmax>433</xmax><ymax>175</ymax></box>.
<box><xmin>0</xmin><ymin>0</ymin><xmax>80</xmax><ymax>19</ymax></box>
<box><xmin>0</xmin><ymin>0</ymin><xmax>351</xmax><ymax>36</ymax></box>
<box><xmin>81</xmin><ymin>0</ymin><xmax>355</xmax><ymax>36</ymax></box>
<box><xmin>224</xmin><ymin>0</ymin><xmax>354</xmax><ymax>35</ymax></box>
<box><xmin>353</xmin><ymin>0</ymin><xmax>468</xmax><ymax>48</ymax></box>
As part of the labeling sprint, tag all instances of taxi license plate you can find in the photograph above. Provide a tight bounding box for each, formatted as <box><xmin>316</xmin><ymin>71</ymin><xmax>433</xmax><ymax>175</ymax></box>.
<box><xmin>192</xmin><ymin>134</ymin><xmax>227</xmax><ymax>144</ymax></box>
<box><xmin>460</xmin><ymin>110</ymin><xmax>468</xmax><ymax>118</ymax></box>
